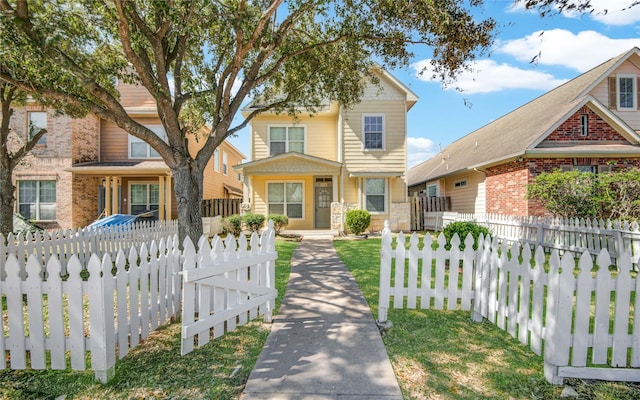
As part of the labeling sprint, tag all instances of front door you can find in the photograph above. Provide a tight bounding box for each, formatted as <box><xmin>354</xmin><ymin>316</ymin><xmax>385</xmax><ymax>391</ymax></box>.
<box><xmin>314</xmin><ymin>177</ymin><xmax>332</xmax><ymax>229</ymax></box>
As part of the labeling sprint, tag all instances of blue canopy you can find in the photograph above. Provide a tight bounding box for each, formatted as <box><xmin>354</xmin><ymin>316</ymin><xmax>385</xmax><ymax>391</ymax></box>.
<box><xmin>87</xmin><ymin>214</ymin><xmax>138</xmax><ymax>229</ymax></box>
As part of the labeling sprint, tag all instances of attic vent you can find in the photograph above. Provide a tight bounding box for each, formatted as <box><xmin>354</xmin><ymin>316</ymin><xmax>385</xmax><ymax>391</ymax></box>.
<box><xmin>574</xmin><ymin>158</ymin><xmax>592</xmax><ymax>165</ymax></box>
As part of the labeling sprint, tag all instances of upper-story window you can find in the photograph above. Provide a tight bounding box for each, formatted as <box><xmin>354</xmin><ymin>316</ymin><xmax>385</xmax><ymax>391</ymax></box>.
<box><xmin>213</xmin><ymin>149</ymin><xmax>220</xmax><ymax>172</ymax></box>
<box><xmin>129</xmin><ymin>125</ymin><xmax>166</xmax><ymax>159</ymax></box>
<box><xmin>269</xmin><ymin>126</ymin><xmax>304</xmax><ymax>156</ymax></box>
<box><xmin>28</xmin><ymin>111</ymin><xmax>47</xmax><ymax>145</ymax></box>
<box><xmin>426</xmin><ymin>183</ymin><xmax>438</xmax><ymax>197</ymax></box>
<box><xmin>615</xmin><ymin>74</ymin><xmax>637</xmax><ymax>110</ymax></box>
<box><xmin>222</xmin><ymin>151</ymin><xmax>228</xmax><ymax>175</ymax></box>
<box><xmin>580</xmin><ymin>114</ymin><xmax>588</xmax><ymax>136</ymax></box>
<box><xmin>363</xmin><ymin>114</ymin><xmax>384</xmax><ymax>150</ymax></box>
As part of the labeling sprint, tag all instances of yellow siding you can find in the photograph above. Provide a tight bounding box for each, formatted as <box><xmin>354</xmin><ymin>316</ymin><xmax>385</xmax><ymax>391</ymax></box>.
<box><xmin>342</xmin><ymin>100</ymin><xmax>406</xmax><ymax>171</ymax></box>
<box><xmin>441</xmin><ymin>171</ymin><xmax>485</xmax><ymax>213</ymax></box>
<box><xmin>590</xmin><ymin>61</ymin><xmax>640</xmax><ymax>131</ymax></box>
<box><xmin>250</xmin><ymin>114</ymin><xmax>337</xmax><ymax>161</ymax></box>
<box><xmin>249</xmin><ymin>175</ymin><xmax>315</xmax><ymax>230</ymax></box>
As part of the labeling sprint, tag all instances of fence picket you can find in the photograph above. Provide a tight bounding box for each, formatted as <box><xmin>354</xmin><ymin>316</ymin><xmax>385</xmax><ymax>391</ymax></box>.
<box><xmin>572</xmin><ymin>252</ymin><xmax>593</xmax><ymax>367</ymax></box>
<box><xmin>6</xmin><ymin>254</ymin><xmax>26</xmax><ymax>369</ymax></box>
<box><xmin>25</xmin><ymin>255</ymin><xmax>46</xmax><ymax>369</ymax></box>
<box><xmin>593</xmin><ymin>250</ymin><xmax>612</xmax><ymax>364</ymax></box>
<box><xmin>420</xmin><ymin>234</ymin><xmax>433</xmax><ymax>310</ymax></box>
<box><xmin>66</xmin><ymin>255</ymin><xmax>86</xmax><ymax>370</ymax></box>
<box><xmin>407</xmin><ymin>233</ymin><xmax>419</xmax><ymax>309</ymax></box>
<box><xmin>448</xmin><ymin>235</ymin><xmax>460</xmax><ymax>310</ymax></box>
<box><xmin>517</xmin><ymin>245</ymin><xmax>531</xmax><ymax>345</ymax></box>
<box><xmin>612</xmin><ymin>252</ymin><xmax>632</xmax><ymax>367</ymax></box>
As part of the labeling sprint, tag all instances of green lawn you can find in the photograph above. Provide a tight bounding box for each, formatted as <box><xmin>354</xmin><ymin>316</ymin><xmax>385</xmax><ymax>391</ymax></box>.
<box><xmin>0</xmin><ymin>239</ymin><xmax>298</xmax><ymax>400</ymax></box>
<box><xmin>333</xmin><ymin>236</ymin><xmax>640</xmax><ymax>400</ymax></box>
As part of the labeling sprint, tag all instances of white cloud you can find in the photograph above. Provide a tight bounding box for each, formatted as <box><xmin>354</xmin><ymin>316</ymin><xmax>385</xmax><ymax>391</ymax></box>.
<box><xmin>412</xmin><ymin>58</ymin><xmax>567</xmax><ymax>94</ymax></box>
<box><xmin>407</xmin><ymin>137</ymin><xmax>438</xmax><ymax>167</ymax></box>
<box><xmin>496</xmin><ymin>29</ymin><xmax>640</xmax><ymax>72</ymax></box>
<box><xmin>506</xmin><ymin>0</ymin><xmax>640</xmax><ymax>26</ymax></box>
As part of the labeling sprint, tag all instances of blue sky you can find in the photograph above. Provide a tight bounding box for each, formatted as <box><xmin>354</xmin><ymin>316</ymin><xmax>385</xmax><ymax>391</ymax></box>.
<box><xmin>226</xmin><ymin>0</ymin><xmax>640</xmax><ymax>167</ymax></box>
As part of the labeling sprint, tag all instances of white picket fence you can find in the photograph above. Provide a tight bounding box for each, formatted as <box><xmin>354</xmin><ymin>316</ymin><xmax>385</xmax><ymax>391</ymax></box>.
<box><xmin>1</xmin><ymin>220</ymin><xmax>277</xmax><ymax>383</ymax></box>
<box><xmin>441</xmin><ymin>212</ymin><xmax>640</xmax><ymax>267</ymax></box>
<box><xmin>181</xmin><ymin>222</ymin><xmax>277</xmax><ymax>355</ymax></box>
<box><xmin>0</xmin><ymin>220</ymin><xmax>179</xmax><ymax>279</ymax></box>
<box><xmin>379</xmin><ymin>224</ymin><xmax>640</xmax><ymax>384</ymax></box>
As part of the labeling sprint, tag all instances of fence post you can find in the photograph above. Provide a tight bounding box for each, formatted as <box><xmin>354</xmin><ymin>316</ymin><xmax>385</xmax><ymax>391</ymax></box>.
<box><xmin>378</xmin><ymin>220</ymin><xmax>392</xmax><ymax>323</ymax></box>
<box><xmin>471</xmin><ymin>234</ymin><xmax>485</xmax><ymax>322</ymax></box>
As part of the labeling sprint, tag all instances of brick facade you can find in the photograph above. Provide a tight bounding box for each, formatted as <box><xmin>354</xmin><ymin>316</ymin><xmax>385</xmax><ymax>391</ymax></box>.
<box><xmin>9</xmin><ymin>107</ymin><xmax>101</xmax><ymax>230</ymax></box>
<box><xmin>542</xmin><ymin>106</ymin><xmax>627</xmax><ymax>143</ymax></box>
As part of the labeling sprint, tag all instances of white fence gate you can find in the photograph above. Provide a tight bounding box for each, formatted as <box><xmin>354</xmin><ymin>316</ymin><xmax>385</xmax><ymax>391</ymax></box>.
<box><xmin>180</xmin><ymin>224</ymin><xmax>277</xmax><ymax>355</ymax></box>
<box><xmin>379</xmin><ymin>223</ymin><xmax>640</xmax><ymax>385</ymax></box>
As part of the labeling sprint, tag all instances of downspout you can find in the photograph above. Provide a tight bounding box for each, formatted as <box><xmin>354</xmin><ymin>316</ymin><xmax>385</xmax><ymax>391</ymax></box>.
<box><xmin>338</xmin><ymin>105</ymin><xmax>346</xmax><ymax>231</ymax></box>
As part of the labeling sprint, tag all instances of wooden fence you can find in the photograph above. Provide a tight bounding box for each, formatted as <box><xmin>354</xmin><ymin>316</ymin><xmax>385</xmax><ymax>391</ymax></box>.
<box><xmin>0</xmin><ymin>219</ymin><xmax>277</xmax><ymax>382</ymax></box>
<box><xmin>202</xmin><ymin>198</ymin><xmax>241</xmax><ymax>218</ymax></box>
<box><xmin>443</xmin><ymin>212</ymin><xmax>640</xmax><ymax>267</ymax></box>
<box><xmin>409</xmin><ymin>195</ymin><xmax>451</xmax><ymax>231</ymax></box>
<box><xmin>379</xmin><ymin>223</ymin><xmax>640</xmax><ymax>384</ymax></box>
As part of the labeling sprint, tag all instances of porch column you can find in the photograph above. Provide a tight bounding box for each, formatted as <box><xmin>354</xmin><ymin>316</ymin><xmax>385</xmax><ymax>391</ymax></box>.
<box><xmin>332</xmin><ymin>174</ymin><xmax>338</xmax><ymax>202</ymax></box>
<box><xmin>158</xmin><ymin>176</ymin><xmax>166</xmax><ymax>221</ymax></box>
<box><xmin>165</xmin><ymin>174</ymin><xmax>173</xmax><ymax>220</ymax></box>
<box><xmin>111</xmin><ymin>177</ymin><xmax>120</xmax><ymax>215</ymax></box>
<box><xmin>104</xmin><ymin>177</ymin><xmax>112</xmax><ymax>217</ymax></box>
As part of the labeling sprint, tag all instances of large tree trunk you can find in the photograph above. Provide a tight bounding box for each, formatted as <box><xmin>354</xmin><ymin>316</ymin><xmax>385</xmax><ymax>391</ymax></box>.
<box><xmin>0</xmin><ymin>166</ymin><xmax>15</xmax><ymax>236</ymax></box>
<box><xmin>172</xmin><ymin>161</ymin><xmax>204</xmax><ymax>248</ymax></box>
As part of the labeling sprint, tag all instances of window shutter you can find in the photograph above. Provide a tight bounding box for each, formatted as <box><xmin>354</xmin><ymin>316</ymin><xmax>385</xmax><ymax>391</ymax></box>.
<box><xmin>608</xmin><ymin>77</ymin><xmax>616</xmax><ymax>109</ymax></box>
<box><xmin>637</xmin><ymin>78</ymin><xmax>640</xmax><ymax>109</ymax></box>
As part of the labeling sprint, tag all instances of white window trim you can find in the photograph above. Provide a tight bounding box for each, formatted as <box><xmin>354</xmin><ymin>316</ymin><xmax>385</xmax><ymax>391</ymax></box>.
<box><xmin>363</xmin><ymin>177</ymin><xmax>387</xmax><ymax>214</ymax></box>
<box><xmin>128</xmin><ymin>125</ymin><xmax>166</xmax><ymax>159</ymax></box>
<box><xmin>17</xmin><ymin>180</ymin><xmax>57</xmax><ymax>221</ymax></box>
<box><xmin>426</xmin><ymin>183</ymin><xmax>438</xmax><ymax>197</ymax></box>
<box><xmin>213</xmin><ymin>149</ymin><xmax>220</xmax><ymax>172</ymax></box>
<box><xmin>266</xmin><ymin>180</ymin><xmax>305</xmax><ymax>220</ymax></box>
<box><xmin>222</xmin><ymin>151</ymin><xmax>228</xmax><ymax>175</ymax></box>
<box><xmin>28</xmin><ymin>111</ymin><xmax>47</xmax><ymax>145</ymax></box>
<box><xmin>616</xmin><ymin>73</ymin><xmax>637</xmax><ymax>111</ymax></box>
<box><xmin>580</xmin><ymin>114</ymin><xmax>588</xmax><ymax>136</ymax></box>
<box><xmin>267</xmin><ymin>125</ymin><xmax>307</xmax><ymax>155</ymax></box>
<box><xmin>362</xmin><ymin>114</ymin><xmax>385</xmax><ymax>151</ymax></box>
<box><xmin>128</xmin><ymin>181</ymin><xmax>160</xmax><ymax>215</ymax></box>
<box><xmin>454</xmin><ymin>179</ymin><xmax>468</xmax><ymax>189</ymax></box>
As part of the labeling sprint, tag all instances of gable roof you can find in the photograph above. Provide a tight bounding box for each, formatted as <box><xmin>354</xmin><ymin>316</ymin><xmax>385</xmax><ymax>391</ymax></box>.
<box><xmin>408</xmin><ymin>47</ymin><xmax>640</xmax><ymax>187</ymax></box>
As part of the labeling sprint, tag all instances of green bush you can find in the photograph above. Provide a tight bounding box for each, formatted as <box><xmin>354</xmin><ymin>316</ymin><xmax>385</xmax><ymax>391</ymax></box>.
<box><xmin>243</xmin><ymin>213</ymin><xmax>266</xmax><ymax>233</ymax></box>
<box><xmin>442</xmin><ymin>221</ymin><xmax>491</xmax><ymax>250</ymax></box>
<box><xmin>268</xmin><ymin>214</ymin><xmax>289</xmax><ymax>234</ymax></box>
<box><xmin>222</xmin><ymin>214</ymin><xmax>243</xmax><ymax>236</ymax></box>
<box><xmin>345</xmin><ymin>209</ymin><xmax>371</xmax><ymax>236</ymax></box>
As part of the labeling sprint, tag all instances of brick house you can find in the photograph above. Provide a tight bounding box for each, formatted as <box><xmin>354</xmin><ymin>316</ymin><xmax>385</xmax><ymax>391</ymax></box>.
<box><xmin>408</xmin><ymin>47</ymin><xmax>640</xmax><ymax>217</ymax></box>
<box><xmin>9</xmin><ymin>83</ymin><xmax>244</xmax><ymax>230</ymax></box>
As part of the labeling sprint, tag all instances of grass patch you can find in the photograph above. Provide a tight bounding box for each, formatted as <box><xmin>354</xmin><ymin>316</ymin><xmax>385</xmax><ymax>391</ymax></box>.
<box><xmin>0</xmin><ymin>239</ymin><xmax>298</xmax><ymax>400</ymax></box>
<box><xmin>334</xmin><ymin>237</ymin><xmax>640</xmax><ymax>400</ymax></box>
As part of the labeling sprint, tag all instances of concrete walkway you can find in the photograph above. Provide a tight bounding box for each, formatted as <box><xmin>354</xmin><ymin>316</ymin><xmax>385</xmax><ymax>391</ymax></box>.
<box><xmin>240</xmin><ymin>236</ymin><xmax>403</xmax><ymax>400</ymax></box>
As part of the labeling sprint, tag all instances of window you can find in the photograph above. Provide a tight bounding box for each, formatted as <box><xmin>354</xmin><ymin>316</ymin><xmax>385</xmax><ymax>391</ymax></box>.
<box><xmin>364</xmin><ymin>178</ymin><xmax>386</xmax><ymax>213</ymax></box>
<box><xmin>237</xmin><ymin>172</ymin><xmax>242</xmax><ymax>182</ymax></box>
<box><xmin>130</xmin><ymin>183</ymin><xmax>159</xmax><ymax>215</ymax></box>
<box><xmin>363</xmin><ymin>115</ymin><xmax>384</xmax><ymax>150</ymax></box>
<box><xmin>28</xmin><ymin>111</ymin><xmax>47</xmax><ymax>145</ymax></box>
<box><xmin>18</xmin><ymin>180</ymin><xmax>56</xmax><ymax>220</ymax></box>
<box><xmin>222</xmin><ymin>151</ymin><xmax>228</xmax><ymax>175</ymax></box>
<box><xmin>213</xmin><ymin>149</ymin><xmax>220</xmax><ymax>172</ymax></box>
<box><xmin>426</xmin><ymin>184</ymin><xmax>438</xmax><ymax>197</ymax></box>
<box><xmin>618</xmin><ymin>75</ymin><xmax>636</xmax><ymax>109</ymax></box>
<box><xmin>269</xmin><ymin>126</ymin><xmax>305</xmax><ymax>156</ymax></box>
<box><xmin>580</xmin><ymin>114</ymin><xmax>588</xmax><ymax>136</ymax></box>
<box><xmin>129</xmin><ymin>125</ymin><xmax>166</xmax><ymax>158</ymax></box>
<box><xmin>454</xmin><ymin>179</ymin><xmax>467</xmax><ymax>189</ymax></box>
<box><xmin>268</xmin><ymin>182</ymin><xmax>303</xmax><ymax>218</ymax></box>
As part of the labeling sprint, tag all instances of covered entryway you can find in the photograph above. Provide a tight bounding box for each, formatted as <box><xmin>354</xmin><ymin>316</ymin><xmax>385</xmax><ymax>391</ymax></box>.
<box><xmin>314</xmin><ymin>177</ymin><xmax>332</xmax><ymax>228</ymax></box>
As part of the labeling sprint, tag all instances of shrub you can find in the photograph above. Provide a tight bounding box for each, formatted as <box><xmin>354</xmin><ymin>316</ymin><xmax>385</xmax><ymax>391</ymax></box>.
<box><xmin>268</xmin><ymin>214</ymin><xmax>289</xmax><ymax>234</ymax></box>
<box><xmin>442</xmin><ymin>221</ymin><xmax>490</xmax><ymax>250</ymax></box>
<box><xmin>243</xmin><ymin>213</ymin><xmax>266</xmax><ymax>233</ymax></box>
<box><xmin>345</xmin><ymin>209</ymin><xmax>371</xmax><ymax>236</ymax></box>
<box><xmin>222</xmin><ymin>214</ymin><xmax>243</xmax><ymax>236</ymax></box>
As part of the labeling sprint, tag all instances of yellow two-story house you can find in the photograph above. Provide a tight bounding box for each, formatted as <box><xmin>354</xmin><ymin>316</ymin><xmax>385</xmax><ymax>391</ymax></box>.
<box><xmin>234</xmin><ymin>68</ymin><xmax>417</xmax><ymax>232</ymax></box>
